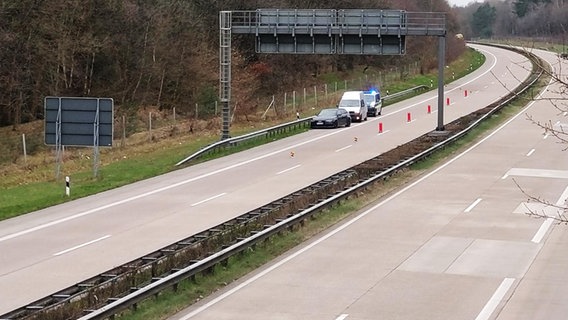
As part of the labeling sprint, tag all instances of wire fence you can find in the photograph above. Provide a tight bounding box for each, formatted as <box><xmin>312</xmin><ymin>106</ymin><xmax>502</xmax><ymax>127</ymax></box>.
<box><xmin>0</xmin><ymin>62</ymin><xmax>421</xmax><ymax>168</ymax></box>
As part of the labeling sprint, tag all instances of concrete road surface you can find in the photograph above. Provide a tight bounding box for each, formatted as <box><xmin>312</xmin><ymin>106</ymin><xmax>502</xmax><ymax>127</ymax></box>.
<box><xmin>170</xmin><ymin>49</ymin><xmax>568</xmax><ymax>320</ymax></box>
<box><xmin>0</xmin><ymin>44</ymin><xmax>534</xmax><ymax>315</ymax></box>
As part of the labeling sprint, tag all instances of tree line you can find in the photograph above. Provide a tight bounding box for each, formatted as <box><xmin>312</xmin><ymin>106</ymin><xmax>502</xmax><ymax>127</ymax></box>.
<box><xmin>0</xmin><ymin>0</ymin><xmax>464</xmax><ymax>128</ymax></box>
<box><xmin>456</xmin><ymin>0</ymin><xmax>568</xmax><ymax>40</ymax></box>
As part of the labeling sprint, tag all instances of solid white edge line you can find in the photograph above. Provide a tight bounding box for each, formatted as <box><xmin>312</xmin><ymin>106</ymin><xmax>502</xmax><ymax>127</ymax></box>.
<box><xmin>531</xmin><ymin>218</ymin><xmax>554</xmax><ymax>243</ymax></box>
<box><xmin>191</xmin><ymin>193</ymin><xmax>227</xmax><ymax>207</ymax></box>
<box><xmin>464</xmin><ymin>198</ymin><xmax>482</xmax><ymax>213</ymax></box>
<box><xmin>336</xmin><ymin>314</ymin><xmax>349</xmax><ymax>320</ymax></box>
<box><xmin>0</xmin><ymin>128</ymin><xmax>350</xmax><ymax>243</ymax></box>
<box><xmin>53</xmin><ymin>235</ymin><xmax>111</xmax><ymax>256</ymax></box>
<box><xmin>177</xmin><ymin>52</ymin><xmax>552</xmax><ymax>319</ymax></box>
<box><xmin>474</xmin><ymin>278</ymin><xmax>515</xmax><ymax>320</ymax></box>
<box><xmin>2</xmin><ymin>47</ymin><xmax>501</xmax><ymax>243</ymax></box>
<box><xmin>276</xmin><ymin>164</ymin><xmax>301</xmax><ymax>175</ymax></box>
<box><xmin>526</xmin><ymin>149</ymin><xmax>535</xmax><ymax>157</ymax></box>
<box><xmin>335</xmin><ymin>145</ymin><xmax>353</xmax><ymax>153</ymax></box>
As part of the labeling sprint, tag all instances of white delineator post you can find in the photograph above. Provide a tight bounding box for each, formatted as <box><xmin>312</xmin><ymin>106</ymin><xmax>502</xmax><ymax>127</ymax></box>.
<box><xmin>65</xmin><ymin>176</ymin><xmax>70</xmax><ymax>197</ymax></box>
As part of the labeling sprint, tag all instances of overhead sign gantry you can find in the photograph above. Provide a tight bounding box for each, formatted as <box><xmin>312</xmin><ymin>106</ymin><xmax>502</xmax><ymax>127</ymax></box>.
<box><xmin>220</xmin><ymin>9</ymin><xmax>447</xmax><ymax>139</ymax></box>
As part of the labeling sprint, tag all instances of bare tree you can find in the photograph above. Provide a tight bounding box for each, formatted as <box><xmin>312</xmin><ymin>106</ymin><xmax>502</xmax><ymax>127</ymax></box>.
<box><xmin>509</xmin><ymin>46</ymin><xmax>568</xmax><ymax>222</ymax></box>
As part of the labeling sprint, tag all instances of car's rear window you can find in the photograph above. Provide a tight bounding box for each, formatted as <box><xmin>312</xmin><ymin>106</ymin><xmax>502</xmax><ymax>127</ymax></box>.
<box><xmin>318</xmin><ymin>109</ymin><xmax>337</xmax><ymax>116</ymax></box>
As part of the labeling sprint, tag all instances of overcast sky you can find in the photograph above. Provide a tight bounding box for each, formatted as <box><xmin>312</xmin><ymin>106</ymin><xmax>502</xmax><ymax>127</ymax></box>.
<box><xmin>447</xmin><ymin>0</ymin><xmax>481</xmax><ymax>7</ymax></box>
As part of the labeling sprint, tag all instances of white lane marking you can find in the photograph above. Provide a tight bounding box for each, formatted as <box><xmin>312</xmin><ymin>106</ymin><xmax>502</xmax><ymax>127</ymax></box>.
<box><xmin>543</xmin><ymin>133</ymin><xmax>549</xmax><ymax>139</ymax></box>
<box><xmin>501</xmin><ymin>173</ymin><xmax>509</xmax><ymax>180</ymax></box>
<box><xmin>526</xmin><ymin>148</ymin><xmax>535</xmax><ymax>157</ymax></box>
<box><xmin>0</xmin><ymin>129</ymin><xmax>352</xmax><ymax>243</ymax></box>
<box><xmin>336</xmin><ymin>314</ymin><xmax>349</xmax><ymax>320</ymax></box>
<box><xmin>179</xmin><ymin>64</ymin><xmax>549</xmax><ymax>319</ymax></box>
<box><xmin>377</xmin><ymin>130</ymin><xmax>391</xmax><ymax>136</ymax></box>
<box><xmin>505</xmin><ymin>168</ymin><xmax>568</xmax><ymax>179</ymax></box>
<box><xmin>532</xmin><ymin>218</ymin><xmax>554</xmax><ymax>243</ymax></box>
<box><xmin>191</xmin><ymin>193</ymin><xmax>227</xmax><ymax>207</ymax></box>
<box><xmin>475</xmin><ymin>278</ymin><xmax>515</xmax><ymax>320</ymax></box>
<box><xmin>53</xmin><ymin>235</ymin><xmax>111</xmax><ymax>256</ymax></box>
<box><xmin>276</xmin><ymin>165</ymin><xmax>301</xmax><ymax>175</ymax></box>
<box><xmin>0</xmin><ymin>47</ymin><xmax>501</xmax><ymax>243</ymax></box>
<box><xmin>464</xmin><ymin>198</ymin><xmax>482</xmax><ymax>213</ymax></box>
<box><xmin>335</xmin><ymin>145</ymin><xmax>353</xmax><ymax>153</ymax></box>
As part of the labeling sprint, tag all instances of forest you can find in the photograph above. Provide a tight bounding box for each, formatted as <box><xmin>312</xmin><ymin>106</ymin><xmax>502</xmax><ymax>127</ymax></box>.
<box><xmin>1</xmin><ymin>0</ymin><xmax>566</xmax><ymax>129</ymax></box>
<box><xmin>0</xmin><ymin>0</ymin><xmax>471</xmax><ymax>129</ymax></box>
<box><xmin>456</xmin><ymin>0</ymin><xmax>567</xmax><ymax>40</ymax></box>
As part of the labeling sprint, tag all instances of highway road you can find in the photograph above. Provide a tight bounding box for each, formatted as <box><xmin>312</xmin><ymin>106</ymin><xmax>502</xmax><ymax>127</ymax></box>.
<box><xmin>169</xmin><ymin>48</ymin><xmax>568</xmax><ymax>320</ymax></box>
<box><xmin>0</xmin><ymin>44</ymin><xmax>535</xmax><ymax>315</ymax></box>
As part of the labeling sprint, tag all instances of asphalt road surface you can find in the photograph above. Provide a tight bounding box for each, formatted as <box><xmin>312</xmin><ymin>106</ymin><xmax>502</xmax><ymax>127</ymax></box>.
<box><xmin>169</xmin><ymin>48</ymin><xmax>568</xmax><ymax>320</ymax></box>
<box><xmin>0</xmin><ymin>44</ymin><xmax>537</xmax><ymax>315</ymax></box>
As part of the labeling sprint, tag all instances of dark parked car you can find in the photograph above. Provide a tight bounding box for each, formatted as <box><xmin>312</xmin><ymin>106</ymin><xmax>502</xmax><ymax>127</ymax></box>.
<box><xmin>310</xmin><ymin>108</ymin><xmax>351</xmax><ymax>128</ymax></box>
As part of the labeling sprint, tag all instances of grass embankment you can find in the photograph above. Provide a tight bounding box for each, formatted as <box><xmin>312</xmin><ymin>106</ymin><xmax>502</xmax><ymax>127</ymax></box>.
<box><xmin>0</xmin><ymin>48</ymin><xmax>483</xmax><ymax>220</ymax></box>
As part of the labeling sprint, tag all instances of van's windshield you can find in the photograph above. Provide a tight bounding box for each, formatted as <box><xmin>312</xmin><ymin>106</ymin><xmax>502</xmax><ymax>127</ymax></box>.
<box><xmin>339</xmin><ymin>100</ymin><xmax>360</xmax><ymax>108</ymax></box>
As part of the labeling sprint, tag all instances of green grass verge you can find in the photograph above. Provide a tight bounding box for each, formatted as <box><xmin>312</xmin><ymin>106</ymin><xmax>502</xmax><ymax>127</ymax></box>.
<box><xmin>383</xmin><ymin>48</ymin><xmax>485</xmax><ymax>106</ymax></box>
<box><xmin>0</xmin><ymin>47</ymin><xmax>484</xmax><ymax>220</ymax></box>
<box><xmin>0</xmin><ymin>127</ymin><xmax>307</xmax><ymax>220</ymax></box>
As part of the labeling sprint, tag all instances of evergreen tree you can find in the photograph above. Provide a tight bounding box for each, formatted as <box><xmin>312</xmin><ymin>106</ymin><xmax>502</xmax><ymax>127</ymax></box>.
<box><xmin>472</xmin><ymin>3</ymin><xmax>497</xmax><ymax>38</ymax></box>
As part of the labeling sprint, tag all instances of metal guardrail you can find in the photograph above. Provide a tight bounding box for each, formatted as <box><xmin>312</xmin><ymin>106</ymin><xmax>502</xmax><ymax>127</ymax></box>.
<box><xmin>2</xmin><ymin>43</ymin><xmax>543</xmax><ymax>320</ymax></box>
<box><xmin>383</xmin><ymin>85</ymin><xmax>428</xmax><ymax>102</ymax></box>
<box><xmin>175</xmin><ymin>117</ymin><xmax>312</xmax><ymax>166</ymax></box>
<box><xmin>176</xmin><ymin>85</ymin><xmax>427</xmax><ymax>167</ymax></box>
<box><xmin>77</xmin><ymin>46</ymin><xmax>545</xmax><ymax>320</ymax></box>
<box><xmin>79</xmin><ymin>61</ymin><xmax>542</xmax><ymax>320</ymax></box>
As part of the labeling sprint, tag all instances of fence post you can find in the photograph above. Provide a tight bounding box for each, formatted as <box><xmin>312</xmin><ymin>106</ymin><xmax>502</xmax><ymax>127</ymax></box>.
<box><xmin>293</xmin><ymin>90</ymin><xmax>296</xmax><ymax>112</ymax></box>
<box><xmin>122</xmin><ymin>115</ymin><xmax>126</xmax><ymax>148</ymax></box>
<box><xmin>149</xmin><ymin>112</ymin><xmax>152</xmax><ymax>140</ymax></box>
<box><xmin>22</xmin><ymin>133</ymin><xmax>27</xmax><ymax>164</ymax></box>
<box><xmin>314</xmin><ymin>85</ymin><xmax>317</xmax><ymax>108</ymax></box>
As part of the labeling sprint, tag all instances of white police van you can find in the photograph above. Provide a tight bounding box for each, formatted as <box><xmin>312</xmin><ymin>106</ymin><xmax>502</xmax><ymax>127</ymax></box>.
<box><xmin>363</xmin><ymin>89</ymin><xmax>382</xmax><ymax>117</ymax></box>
